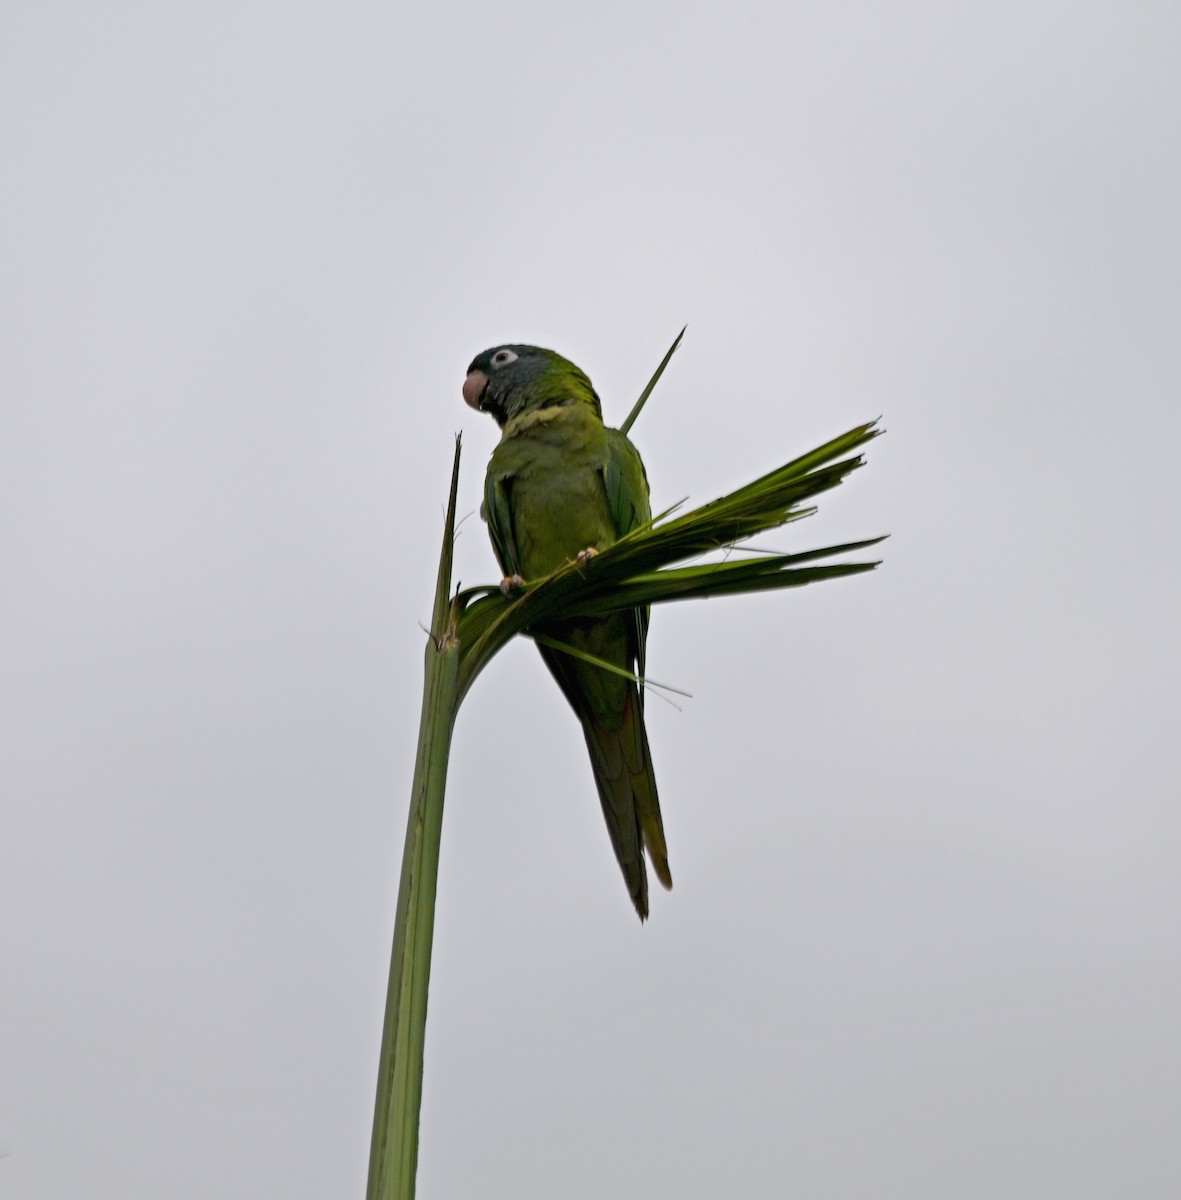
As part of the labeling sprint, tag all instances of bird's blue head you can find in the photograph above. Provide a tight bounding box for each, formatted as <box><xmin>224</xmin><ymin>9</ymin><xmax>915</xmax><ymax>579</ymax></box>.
<box><xmin>463</xmin><ymin>344</ymin><xmax>601</xmax><ymax>427</ymax></box>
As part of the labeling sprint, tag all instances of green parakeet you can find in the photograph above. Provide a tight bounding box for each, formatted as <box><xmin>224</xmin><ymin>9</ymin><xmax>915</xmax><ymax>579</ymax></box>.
<box><xmin>463</xmin><ymin>344</ymin><xmax>672</xmax><ymax>920</ymax></box>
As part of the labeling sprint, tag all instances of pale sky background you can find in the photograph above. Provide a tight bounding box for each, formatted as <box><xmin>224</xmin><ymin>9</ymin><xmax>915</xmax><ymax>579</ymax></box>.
<box><xmin>3</xmin><ymin>2</ymin><xmax>1179</xmax><ymax>1197</ymax></box>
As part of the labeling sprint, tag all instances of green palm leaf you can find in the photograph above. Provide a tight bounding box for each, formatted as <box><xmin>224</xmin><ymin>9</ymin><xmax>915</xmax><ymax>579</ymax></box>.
<box><xmin>367</xmin><ymin>336</ymin><xmax>884</xmax><ymax>1200</ymax></box>
<box><xmin>452</xmin><ymin>419</ymin><xmax>882</xmax><ymax>697</ymax></box>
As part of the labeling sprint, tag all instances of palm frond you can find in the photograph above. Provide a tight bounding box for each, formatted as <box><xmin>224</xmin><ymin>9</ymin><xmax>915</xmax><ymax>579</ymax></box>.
<box><xmin>619</xmin><ymin>326</ymin><xmax>686</xmax><ymax>436</ymax></box>
<box><xmin>453</xmin><ymin>420</ymin><xmax>883</xmax><ymax>697</ymax></box>
<box><xmin>529</xmin><ymin>631</ymin><xmax>693</xmax><ymax>698</ymax></box>
<box><xmin>370</xmin><ymin>362</ymin><xmax>884</xmax><ymax>1198</ymax></box>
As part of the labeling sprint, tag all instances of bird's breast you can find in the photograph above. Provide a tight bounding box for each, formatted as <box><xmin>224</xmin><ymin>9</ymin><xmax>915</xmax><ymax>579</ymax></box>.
<box><xmin>491</xmin><ymin>413</ymin><xmax>614</xmax><ymax>579</ymax></box>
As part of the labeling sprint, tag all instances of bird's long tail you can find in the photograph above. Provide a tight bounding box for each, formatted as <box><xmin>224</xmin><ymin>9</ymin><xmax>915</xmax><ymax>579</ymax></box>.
<box><xmin>580</xmin><ymin>685</ymin><xmax>672</xmax><ymax>920</ymax></box>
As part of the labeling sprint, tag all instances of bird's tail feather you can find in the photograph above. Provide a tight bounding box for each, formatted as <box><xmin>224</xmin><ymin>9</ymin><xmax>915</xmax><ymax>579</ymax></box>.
<box><xmin>581</xmin><ymin>686</ymin><xmax>672</xmax><ymax>920</ymax></box>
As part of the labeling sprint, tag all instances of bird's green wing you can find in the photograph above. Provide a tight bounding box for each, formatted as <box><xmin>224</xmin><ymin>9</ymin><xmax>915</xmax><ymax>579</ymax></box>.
<box><xmin>602</xmin><ymin>428</ymin><xmax>652</xmax><ymax>696</ymax></box>
<box><xmin>483</xmin><ymin>468</ymin><xmax>519</xmax><ymax>579</ymax></box>
<box><xmin>602</xmin><ymin>428</ymin><xmax>651</xmax><ymax>537</ymax></box>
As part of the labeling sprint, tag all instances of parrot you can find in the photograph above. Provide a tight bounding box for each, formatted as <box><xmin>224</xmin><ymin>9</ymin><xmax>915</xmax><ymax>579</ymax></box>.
<box><xmin>463</xmin><ymin>344</ymin><xmax>672</xmax><ymax>920</ymax></box>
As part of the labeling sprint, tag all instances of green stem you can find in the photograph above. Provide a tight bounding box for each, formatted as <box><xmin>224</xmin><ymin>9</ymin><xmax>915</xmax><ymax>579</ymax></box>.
<box><xmin>367</xmin><ymin>440</ymin><xmax>463</xmax><ymax>1200</ymax></box>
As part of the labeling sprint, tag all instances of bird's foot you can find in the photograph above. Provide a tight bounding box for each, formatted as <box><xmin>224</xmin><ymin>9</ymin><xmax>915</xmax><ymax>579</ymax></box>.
<box><xmin>499</xmin><ymin>574</ymin><xmax>527</xmax><ymax>596</ymax></box>
<box><xmin>575</xmin><ymin>546</ymin><xmax>600</xmax><ymax>564</ymax></box>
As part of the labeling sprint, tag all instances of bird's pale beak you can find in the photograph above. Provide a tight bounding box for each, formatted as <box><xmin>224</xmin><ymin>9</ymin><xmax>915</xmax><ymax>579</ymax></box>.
<box><xmin>462</xmin><ymin>369</ymin><xmax>487</xmax><ymax>409</ymax></box>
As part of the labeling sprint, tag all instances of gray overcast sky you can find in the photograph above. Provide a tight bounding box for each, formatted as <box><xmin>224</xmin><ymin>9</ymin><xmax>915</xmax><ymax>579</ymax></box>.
<box><xmin>3</xmin><ymin>1</ymin><xmax>1179</xmax><ymax>1197</ymax></box>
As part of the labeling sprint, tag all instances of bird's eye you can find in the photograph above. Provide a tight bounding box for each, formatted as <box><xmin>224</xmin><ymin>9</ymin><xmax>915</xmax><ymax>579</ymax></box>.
<box><xmin>491</xmin><ymin>349</ymin><xmax>518</xmax><ymax>368</ymax></box>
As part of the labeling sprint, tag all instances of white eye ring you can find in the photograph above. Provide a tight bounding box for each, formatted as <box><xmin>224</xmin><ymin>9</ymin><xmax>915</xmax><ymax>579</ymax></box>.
<box><xmin>491</xmin><ymin>348</ymin><xmax>518</xmax><ymax>368</ymax></box>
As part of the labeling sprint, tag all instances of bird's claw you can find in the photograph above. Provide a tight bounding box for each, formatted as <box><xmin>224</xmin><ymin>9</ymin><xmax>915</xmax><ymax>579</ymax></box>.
<box><xmin>576</xmin><ymin>546</ymin><xmax>600</xmax><ymax>564</ymax></box>
<box><xmin>499</xmin><ymin>574</ymin><xmax>527</xmax><ymax>596</ymax></box>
